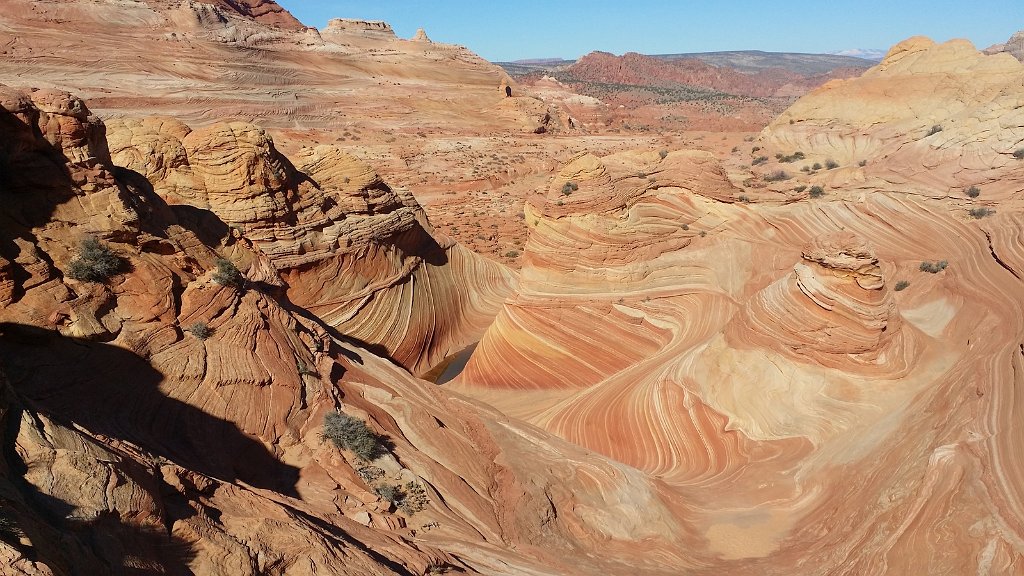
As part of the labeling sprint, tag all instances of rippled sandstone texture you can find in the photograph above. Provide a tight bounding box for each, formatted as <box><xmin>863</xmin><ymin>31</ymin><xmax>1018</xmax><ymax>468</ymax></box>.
<box><xmin>0</xmin><ymin>86</ymin><xmax>701</xmax><ymax>576</ymax></box>
<box><xmin>453</xmin><ymin>38</ymin><xmax>1024</xmax><ymax>574</ymax></box>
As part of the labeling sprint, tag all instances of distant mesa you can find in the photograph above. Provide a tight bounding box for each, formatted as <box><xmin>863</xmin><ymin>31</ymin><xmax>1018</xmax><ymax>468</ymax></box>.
<box><xmin>323</xmin><ymin>18</ymin><xmax>397</xmax><ymax>38</ymax></box>
<box><xmin>984</xmin><ymin>29</ymin><xmax>1024</xmax><ymax>62</ymax></box>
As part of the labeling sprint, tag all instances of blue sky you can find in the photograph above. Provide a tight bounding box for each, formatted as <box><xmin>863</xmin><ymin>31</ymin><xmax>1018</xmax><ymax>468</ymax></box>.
<box><xmin>277</xmin><ymin>1</ymin><xmax>1022</xmax><ymax>62</ymax></box>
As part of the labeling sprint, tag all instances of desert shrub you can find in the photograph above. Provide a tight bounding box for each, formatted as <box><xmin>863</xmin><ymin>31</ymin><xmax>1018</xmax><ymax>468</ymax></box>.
<box><xmin>322</xmin><ymin>411</ymin><xmax>389</xmax><ymax>461</ymax></box>
<box><xmin>779</xmin><ymin>151</ymin><xmax>805</xmax><ymax>163</ymax></box>
<box><xmin>505</xmin><ymin>250</ymin><xmax>520</xmax><ymax>258</ymax></box>
<box><xmin>752</xmin><ymin>156</ymin><xmax>769</xmax><ymax>165</ymax></box>
<box><xmin>800</xmin><ymin>165</ymin><xmax>811</xmax><ymax>172</ymax></box>
<box><xmin>812</xmin><ymin>162</ymin><xmax>823</xmax><ymax>171</ymax></box>
<box><xmin>894</xmin><ymin>280</ymin><xmax>910</xmax><ymax>292</ymax></box>
<box><xmin>66</xmin><ymin>237</ymin><xmax>123</xmax><ymax>282</ymax></box>
<box><xmin>968</xmin><ymin>207</ymin><xmax>994</xmax><ymax>219</ymax></box>
<box><xmin>965</xmin><ymin>186</ymin><xmax>981</xmax><ymax>198</ymax></box>
<box><xmin>681</xmin><ymin>224</ymin><xmax>690</xmax><ymax>230</ymax></box>
<box><xmin>751</xmin><ymin>146</ymin><xmax>761</xmax><ymax>153</ymax></box>
<box><xmin>731</xmin><ymin>146</ymin><xmax>740</xmax><ymax>153</ymax></box>
<box><xmin>764</xmin><ymin>170</ymin><xmax>790</xmax><ymax>182</ymax></box>
<box><xmin>189</xmin><ymin>322</ymin><xmax>212</xmax><ymax>340</ymax></box>
<box><xmin>398</xmin><ymin>481</ymin><xmax>429</xmax><ymax>514</ymax></box>
<box><xmin>561</xmin><ymin>181</ymin><xmax>578</xmax><ymax>196</ymax></box>
<box><xmin>213</xmin><ymin>258</ymin><xmax>243</xmax><ymax>288</ymax></box>
<box><xmin>919</xmin><ymin>260</ymin><xmax>948</xmax><ymax>273</ymax></box>
<box><xmin>357</xmin><ymin>466</ymin><xmax>385</xmax><ymax>483</ymax></box>
<box><xmin>737</xmin><ymin>195</ymin><xmax>750</xmax><ymax>203</ymax></box>
<box><xmin>809</xmin><ymin>186</ymin><xmax>825</xmax><ymax>198</ymax></box>
<box><xmin>825</xmin><ymin>159</ymin><xmax>839</xmax><ymax>170</ymax></box>
<box><xmin>926</xmin><ymin>125</ymin><xmax>943</xmax><ymax>137</ymax></box>
<box><xmin>375</xmin><ymin>484</ymin><xmax>401</xmax><ymax>505</ymax></box>
<box><xmin>1015</xmin><ymin>148</ymin><xmax>1024</xmax><ymax>160</ymax></box>
<box><xmin>793</xmin><ymin>185</ymin><xmax>807</xmax><ymax>193</ymax></box>
<box><xmin>659</xmin><ymin>149</ymin><xmax>669</xmax><ymax>159</ymax></box>
<box><xmin>858</xmin><ymin>159</ymin><xmax>868</xmax><ymax>167</ymax></box>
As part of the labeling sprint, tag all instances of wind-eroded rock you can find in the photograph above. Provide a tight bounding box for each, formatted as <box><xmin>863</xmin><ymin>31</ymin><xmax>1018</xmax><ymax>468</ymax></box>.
<box><xmin>453</xmin><ymin>139</ymin><xmax>1024</xmax><ymax>572</ymax></box>
<box><xmin>761</xmin><ymin>37</ymin><xmax>1024</xmax><ymax>197</ymax></box>
<box><xmin>107</xmin><ymin>119</ymin><xmax>517</xmax><ymax>374</ymax></box>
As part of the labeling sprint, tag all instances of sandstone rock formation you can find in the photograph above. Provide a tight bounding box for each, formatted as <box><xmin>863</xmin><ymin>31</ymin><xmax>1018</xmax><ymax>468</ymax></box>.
<box><xmin>761</xmin><ymin>37</ymin><xmax>1024</xmax><ymax>197</ymax></box>
<box><xmin>453</xmin><ymin>130</ymin><xmax>1024</xmax><ymax>571</ymax></box>
<box><xmin>0</xmin><ymin>85</ymin><xmax>705</xmax><ymax>576</ymax></box>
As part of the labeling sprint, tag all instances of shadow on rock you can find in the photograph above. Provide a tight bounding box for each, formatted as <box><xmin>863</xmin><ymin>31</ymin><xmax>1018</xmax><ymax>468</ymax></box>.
<box><xmin>0</xmin><ymin>323</ymin><xmax>300</xmax><ymax>497</ymax></box>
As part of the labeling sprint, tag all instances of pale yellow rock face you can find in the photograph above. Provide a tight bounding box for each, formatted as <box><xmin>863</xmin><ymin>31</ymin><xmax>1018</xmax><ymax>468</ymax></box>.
<box><xmin>761</xmin><ymin>37</ymin><xmax>1024</xmax><ymax>198</ymax></box>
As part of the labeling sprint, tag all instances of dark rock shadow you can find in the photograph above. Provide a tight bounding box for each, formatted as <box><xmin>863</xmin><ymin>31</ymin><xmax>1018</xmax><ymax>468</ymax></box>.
<box><xmin>0</xmin><ymin>323</ymin><xmax>299</xmax><ymax>497</ymax></box>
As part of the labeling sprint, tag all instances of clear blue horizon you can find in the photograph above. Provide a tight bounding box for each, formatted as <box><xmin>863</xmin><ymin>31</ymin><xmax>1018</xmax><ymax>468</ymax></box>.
<box><xmin>277</xmin><ymin>1</ymin><xmax>1022</xmax><ymax>62</ymax></box>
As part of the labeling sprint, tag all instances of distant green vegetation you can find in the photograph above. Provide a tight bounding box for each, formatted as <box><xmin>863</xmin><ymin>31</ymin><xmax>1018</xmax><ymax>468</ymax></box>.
<box><xmin>968</xmin><ymin>207</ymin><xmax>994</xmax><ymax>219</ymax></box>
<box><xmin>809</xmin><ymin>186</ymin><xmax>825</xmax><ymax>198</ymax></box>
<box><xmin>965</xmin><ymin>186</ymin><xmax>981</xmax><ymax>198</ymax></box>
<box><xmin>920</xmin><ymin>260</ymin><xmax>948</xmax><ymax>274</ymax></box>
<box><xmin>894</xmin><ymin>280</ymin><xmax>910</xmax><ymax>292</ymax></box>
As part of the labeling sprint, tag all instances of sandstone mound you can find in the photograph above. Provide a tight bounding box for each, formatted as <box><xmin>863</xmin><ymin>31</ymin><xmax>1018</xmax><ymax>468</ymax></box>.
<box><xmin>760</xmin><ymin>37</ymin><xmax>1024</xmax><ymax>196</ymax></box>
<box><xmin>106</xmin><ymin>117</ymin><xmax>517</xmax><ymax>375</ymax></box>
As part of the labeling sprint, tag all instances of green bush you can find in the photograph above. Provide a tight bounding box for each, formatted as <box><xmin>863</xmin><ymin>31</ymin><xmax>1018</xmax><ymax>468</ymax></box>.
<box><xmin>189</xmin><ymin>322</ymin><xmax>212</xmax><ymax>340</ymax></box>
<box><xmin>737</xmin><ymin>195</ymin><xmax>750</xmax><ymax>203</ymax></box>
<box><xmin>793</xmin><ymin>185</ymin><xmax>807</xmax><ymax>193</ymax></box>
<box><xmin>752</xmin><ymin>156</ymin><xmax>769</xmax><ymax>165</ymax></box>
<box><xmin>965</xmin><ymin>186</ymin><xmax>981</xmax><ymax>198</ymax></box>
<box><xmin>809</xmin><ymin>186</ymin><xmax>825</xmax><ymax>198</ymax></box>
<box><xmin>968</xmin><ymin>207</ymin><xmax>994</xmax><ymax>219</ymax></box>
<box><xmin>919</xmin><ymin>260</ymin><xmax>948</xmax><ymax>274</ymax></box>
<box><xmin>764</xmin><ymin>170</ymin><xmax>790</xmax><ymax>182</ymax></box>
<box><xmin>561</xmin><ymin>181</ymin><xmax>578</xmax><ymax>196</ymax></box>
<box><xmin>812</xmin><ymin>162</ymin><xmax>823</xmax><ymax>171</ymax></box>
<box><xmin>894</xmin><ymin>280</ymin><xmax>910</xmax><ymax>292</ymax></box>
<box><xmin>825</xmin><ymin>159</ymin><xmax>839</xmax><ymax>170</ymax></box>
<box><xmin>505</xmin><ymin>250</ymin><xmax>520</xmax><ymax>258</ymax></box>
<box><xmin>213</xmin><ymin>258</ymin><xmax>243</xmax><ymax>288</ymax></box>
<box><xmin>858</xmin><ymin>160</ymin><xmax>868</xmax><ymax>167</ymax></box>
<box><xmin>779</xmin><ymin>151</ymin><xmax>805</xmax><ymax>163</ymax></box>
<box><xmin>322</xmin><ymin>411</ymin><xmax>389</xmax><ymax>461</ymax></box>
<box><xmin>66</xmin><ymin>237</ymin><xmax>123</xmax><ymax>282</ymax></box>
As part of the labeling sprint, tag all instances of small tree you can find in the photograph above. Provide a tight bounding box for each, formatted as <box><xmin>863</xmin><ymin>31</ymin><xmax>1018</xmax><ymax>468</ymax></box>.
<box><xmin>67</xmin><ymin>237</ymin><xmax>123</xmax><ymax>282</ymax></box>
<box><xmin>213</xmin><ymin>258</ymin><xmax>243</xmax><ymax>288</ymax></box>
